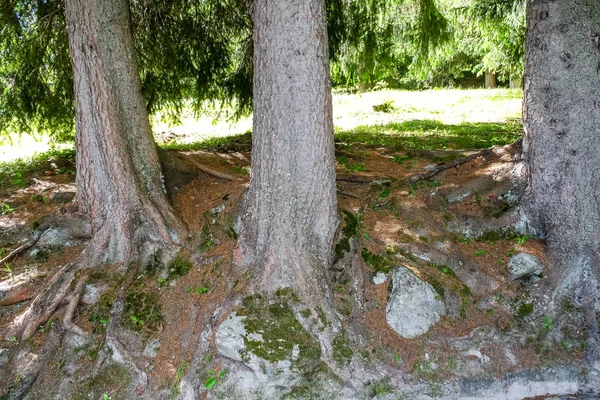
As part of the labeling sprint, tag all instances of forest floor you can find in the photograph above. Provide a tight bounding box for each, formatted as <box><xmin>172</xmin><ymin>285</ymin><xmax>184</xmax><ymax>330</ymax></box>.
<box><xmin>0</xmin><ymin>88</ymin><xmax>593</xmax><ymax>399</ymax></box>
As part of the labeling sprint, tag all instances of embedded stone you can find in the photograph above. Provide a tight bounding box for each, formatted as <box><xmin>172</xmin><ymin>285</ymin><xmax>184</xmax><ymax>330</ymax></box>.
<box><xmin>386</xmin><ymin>266</ymin><xmax>446</xmax><ymax>338</ymax></box>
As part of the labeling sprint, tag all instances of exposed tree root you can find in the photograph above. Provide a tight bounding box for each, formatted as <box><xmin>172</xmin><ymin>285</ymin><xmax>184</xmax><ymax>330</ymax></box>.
<box><xmin>0</xmin><ymin>268</ymin><xmax>42</xmax><ymax>306</ymax></box>
<box><xmin>103</xmin><ymin>266</ymin><xmax>148</xmax><ymax>389</ymax></box>
<box><xmin>187</xmin><ymin>156</ymin><xmax>237</xmax><ymax>181</ymax></box>
<box><xmin>407</xmin><ymin>148</ymin><xmax>492</xmax><ymax>183</ymax></box>
<box><xmin>336</xmin><ymin>174</ymin><xmax>393</xmax><ymax>184</ymax></box>
<box><xmin>337</xmin><ymin>188</ymin><xmax>361</xmax><ymax>199</ymax></box>
<box><xmin>0</xmin><ymin>228</ymin><xmax>49</xmax><ymax>265</ymax></box>
<box><xmin>63</xmin><ymin>274</ymin><xmax>88</xmax><ymax>337</ymax></box>
<box><xmin>5</xmin><ymin>263</ymin><xmax>78</xmax><ymax>341</ymax></box>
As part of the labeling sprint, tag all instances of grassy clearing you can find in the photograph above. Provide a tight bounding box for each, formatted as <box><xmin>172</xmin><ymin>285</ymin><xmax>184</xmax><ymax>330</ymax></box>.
<box><xmin>336</xmin><ymin>119</ymin><xmax>521</xmax><ymax>150</ymax></box>
<box><xmin>0</xmin><ymin>89</ymin><xmax>522</xmax><ymax>188</ymax></box>
<box><xmin>0</xmin><ymin>148</ymin><xmax>75</xmax><ymax>188</ymax></box>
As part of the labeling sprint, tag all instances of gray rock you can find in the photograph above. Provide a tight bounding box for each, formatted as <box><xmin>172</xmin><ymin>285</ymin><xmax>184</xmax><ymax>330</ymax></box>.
<box><xmin>386</xmin><ymin>266</ymin><xmax>446</xmax><ymax>338</ymax></box>
<box><xmin>51</xmin><ymin>191</ymin><xmax>75</xmax><ymax>204</ymax></box>
<box><xmin>0</xmin><ymin>348</ymin><xmax>9</xmax><ymax>367</ymax></box>
<box><xmin>508</xmin><ymin>253</ymin><xmax>543</xmax><ymax>280</ymax></box>
<box><xmin>372</xmin><ymin>272</ymin><xmax>388</xmax><ymax>285</ymax></box>
<box><xmin>215</xmin><ymin>313</ymin><xmax>247</xmax><ymax>362</ymax></box>
<box><xmin>143</xmin><ymin>338</ymin><xmax>161</xmax><ymax>358</ymax></box>
<box><xmin>82</xmin><ymin>284</ymin><xmax>106</xmax><ymax>305</ymax></box>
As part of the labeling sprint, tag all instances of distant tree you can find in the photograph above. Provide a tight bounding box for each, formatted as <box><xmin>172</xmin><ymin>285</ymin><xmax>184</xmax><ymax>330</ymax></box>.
<box><xmin>522</xmin><ymin>0</ymin><xmax>600</xmax><ymax>367</ymax></box>
<box><xmin>236</xmin><ymin>0</ymin><xmax>339</xmax><ymax>306</ymax></box>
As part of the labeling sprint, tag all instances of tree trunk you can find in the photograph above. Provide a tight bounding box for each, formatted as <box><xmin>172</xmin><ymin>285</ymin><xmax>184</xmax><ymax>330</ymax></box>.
<box><xmin>523</xmin><ymin>0</ymin><xmax>600</xmax><ymax>366</ymax></box>
<box><xmin>485</xmin><ymin>72</ymin><xmax>497</xmax><ymax>88</ymax></box>
<box><xmin>237</xmin><ymin>0</ymin><xmax>338</xmax><ymax>303</ymax></box>
<box><xmin>64</xmin><ymin>0</ymin><xmax>186</xmax><ymax>266</ymax></box>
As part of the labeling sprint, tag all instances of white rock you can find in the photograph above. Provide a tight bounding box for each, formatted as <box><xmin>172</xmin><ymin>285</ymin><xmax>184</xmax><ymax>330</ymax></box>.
<box><xmin>372</xmin><ymin>272</ymin><xmax>388</xmax><ymax>285</ymax></box>
<box><xmin>508</xmin><ymin>253</ymin><xmax>543</xmax><ymax>280</ymax></box>
<box><xmin>386</xmin><ymin>266</ymin><xmax>446</xmax><ymax>338</ymax></box>
<box><xmin>143</xmin><ymin>338</ymin><xmax>161</xmax><ymax>358</ymax></box>
<box><xmin>215</xmin><ymin>313</ymin><xmax>247</xmax><ymax>362</ymax></box>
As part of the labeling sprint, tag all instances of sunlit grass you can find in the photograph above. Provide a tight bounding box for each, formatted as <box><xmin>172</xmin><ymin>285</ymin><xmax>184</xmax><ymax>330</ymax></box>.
<box><xmin>0</xmin><ymin>88</ymin><xmax>522</xmax><ymax>188</ymax></box>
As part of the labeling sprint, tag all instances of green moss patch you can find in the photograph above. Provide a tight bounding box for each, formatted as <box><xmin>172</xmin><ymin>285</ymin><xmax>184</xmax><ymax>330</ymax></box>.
<box><xmin>361</xmin><ymin>248</ymin><xmax>392</xmax><ymax>274</ymax></box>
<box><xmin>334</xmin><ymin>210</ymin><xmax>361</xmax><ymax>263</ymax></box>
<box><xmin>167</xmin><ymin>257</ymin><xmax>193</xmax><ymax>280</ymax></box>
<box><xmin>515</xmin><ymin>303</ymin><xmax>534</xmax><ymax>320</ymax></box>
<box><xmin>332</xmin><ymin>331</ymin><xmax>353</xmax><ymax>366</ymax></box>
<box><xmin>238</xmin><ymin>294</ymin><xmax>321</xmax><ymax>369</ymax></box>
<box><xmin>123</xmin><ymin>288</ymin><xmax>163</xmax><ymax>334</ymax></box>
<box><xmin>73</xmin><ymin>363</ymin><xmax>131</xmax><ymax>400</ymax></box>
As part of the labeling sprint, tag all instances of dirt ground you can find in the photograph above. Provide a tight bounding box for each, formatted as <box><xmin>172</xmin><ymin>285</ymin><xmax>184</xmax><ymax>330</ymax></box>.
<box><xmin>0</xmin><ymin>142</ymin><xmax>585</xmax><ymax>398</ymax></box>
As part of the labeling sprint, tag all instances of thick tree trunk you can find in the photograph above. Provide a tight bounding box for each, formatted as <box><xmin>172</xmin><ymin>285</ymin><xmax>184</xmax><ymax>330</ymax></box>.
<box><xmin>65</xmin><ymin>0</ymin><xmax>186</xmax><ymax>266</ymax></box>
<box><xmin>523</xmin><ymin>0</ymin><xmax>600</xmax><ymax>366</ymax></box>
<box><xmin>237</xmin><ymin>0</ymin><xmax>338</xmax><ymax>302</ymax></box>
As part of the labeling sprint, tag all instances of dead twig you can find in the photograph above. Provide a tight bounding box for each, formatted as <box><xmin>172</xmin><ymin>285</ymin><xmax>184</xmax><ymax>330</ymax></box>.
<box><xmin>406</xmin><ymin>148</ymin><xmax>492</xmax><ymax>184</ymax></box>
<box><xmin>0</xmin><ymin>229</ymin><xmax>49</xmax><ymax>265</ymax></box>
<box><xmin>188</xmin><ymin>157</ymin><xmax>237</xmax><ymax>181</ymax></box>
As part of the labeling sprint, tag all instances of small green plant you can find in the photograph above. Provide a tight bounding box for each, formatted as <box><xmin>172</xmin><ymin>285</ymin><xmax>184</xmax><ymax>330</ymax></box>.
<box><xmin>3</xmin><ymin>263</ymin><xmax>13</xmax><ymax>279</ymax></box>
<box><xmin>429</xmin><ymin>180</ymin><xmax>442</xmax><ymax>188</ymax></box>
<box><xmin>204</xmin><ymin>369</ymin><xmax>227</xmax><ymax>390</ymax></box>
<box><xmin>157</xmin><ymin>277</ymin><xmax>166</xmax><ymax>285</ymax></box>
<box><xmin>475</xmin><ymin>249</ymin><xmax>487</xmax><ymax>256</ymax></box>
<box><xmin>9</xmin><ymin>336</ymin><xmax>18</xmax><ymax>343</ymax></box>
<box><xmin>11</xmin><ymin>171</ymin><xmax>26</xmax><ymax>188</ymax></box>
<box><xmin>487</xmin><ymin>309</ymin><xmax>495</xmax><ymax>316</ymax></box>
<box><xmin>392</xmin><ymin>154</ymin><xmax>412</xmax><ymax>165</ymax></box>
<box><xmin>30</xmin><ymin>194</ymin><xmax>49</xmax><ymax>203</ymax></box>
<box><xmin>458</xmin><ymin>237</ymin><xmax>471</xmax><ymax>245</ymax></box>
<box><xmin>1</xmin><ymin>203</ymin><xmax>14</xmax><ymax>215</ymax></box>
<box><xmin>170</xmin><ymin>362</ymin><xmax>188</xmax><ymax>399</ymax></box>
<box><xmin>129</xmin><ymin>315</ymin><xmax>144</xmax><ymax>326</ymax></box>
<box><xmin>379</xmin><ymin>189</ymin><xmax>390</xmax><ymax>198</ymax></box>
<box><xmin>515</xmin><ymin>235</ymin><xmax>529</xmax><ymax>245</ymax></box>
<box><xmin>543</xmin><ymin>316</ymin><xmax>553</xmax><ymax>331</ymax></box>
<box><xmin>235</xmin><ymin>165</ymin><xmax>249</xmax><ymax>175</ymax></box>
<box><xmin>186</xmin><ymin>287</ymin><xmax>210</xmax><ymax>295</ymax></box>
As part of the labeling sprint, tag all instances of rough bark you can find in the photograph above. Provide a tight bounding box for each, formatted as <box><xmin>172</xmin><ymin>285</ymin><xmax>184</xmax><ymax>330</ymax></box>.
<box><xmin>523</xmin><ymin>0</ymin><xmax>600</xmax><ymax>367</ymax></box>
<box><xmin>236</xmin><ymin>0</ymin><xmax>338</xmax><ymax>303</ymax></box>
<box><xmin>64</xmin><ymin>0</ymin><xmax>186</xmax><ymax>266</ymax></box>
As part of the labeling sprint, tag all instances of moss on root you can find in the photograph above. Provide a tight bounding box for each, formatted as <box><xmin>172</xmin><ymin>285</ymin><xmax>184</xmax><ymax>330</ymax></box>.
<box><xmin>334</xmin><ymin>210</ymin><xmax>361</xmax><ymax>263</ymax></box>
<box><xmin>73</xmin><ymin>363</ymin><xmax>131</xmax><ymax>400</ymax></box>
<box><xmin>361</xmin><ymin>248</ymin><xmax>392</xmax><ymax>275</ymax></box>
<box><xmin>332</xmin><ymin>330</ymin><xmax>353</xmax><ymax>366</ymax></box>
<box><xmin>237</xmin><ymin>293</ymin><xmax>321</xmax><ymax>369</ymax></box>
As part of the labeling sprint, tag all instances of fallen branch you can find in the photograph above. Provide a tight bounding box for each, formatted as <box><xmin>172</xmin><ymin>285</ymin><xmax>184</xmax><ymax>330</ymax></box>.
<box><xmin>337</xmin><ymin>189</ymin><xmax>361</xmax><ymax>199</ymax></box>
<box><xmin>188</xmin><ymin>157</ymin><xmax>237</xmax><ymax>181</ymax></box>
<box><xmin>336</xmin><ymin>174</ymin><xmax>393</xmax><ymax>184</ymax></box>
<box><xmin>63</xmin><ymin>274</ymin><xmax>88</xmax><ymax>337</ymax></box>
<box><xmin>406</xmin><ymin>148</ymin><xmax>492</xmax><ymax>184</ymax></box>
<box><xmin>0</xmin><ymin>229</ymin><xmax>49</xmax><ymax>265</ymax></box>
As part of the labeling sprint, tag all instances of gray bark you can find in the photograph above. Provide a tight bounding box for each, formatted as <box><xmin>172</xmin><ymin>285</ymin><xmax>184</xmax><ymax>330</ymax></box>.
<box><xmin>64</xmin><ymin>0</ymin><xmax>186</xmax><ymax>266</ymax></box>
<box><xmin>237</xmin><ymin>0</ymin><xmax>338</xmax><ymax>302</ymax></box>
<box><xmin>523</xmin><ymin>0</ymin><xmax>600</xmax><ymax>366</ymax></box>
